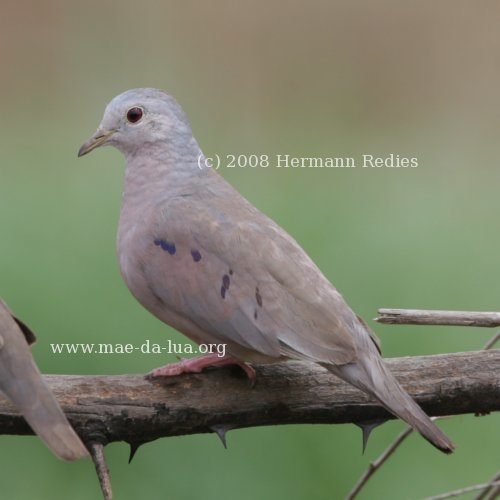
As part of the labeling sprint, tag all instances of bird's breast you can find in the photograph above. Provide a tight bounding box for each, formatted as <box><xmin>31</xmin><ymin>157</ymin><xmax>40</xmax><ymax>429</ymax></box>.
<box><xmin>117</xmin><ymin>202</ymin><xmax>169</xmax><ymax>306</ymax></box>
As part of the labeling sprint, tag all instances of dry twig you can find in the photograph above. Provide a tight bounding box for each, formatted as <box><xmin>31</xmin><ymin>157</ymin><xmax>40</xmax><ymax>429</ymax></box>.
<box><xmin>90</xmin><ymin>443</ymin><xmax>113</xmax><ymax>500</ymax></box>
<box><xmin>424</xmin><ymin>481</ymin><xmax>500</xmax><ymax>500</ymax></box>
<box><xmin>483</xmin><ymin>332</ymin><xmax>500</xmax><ymax>350</ymax></box>
<box><xmin>475</xmin><ymin>470</ymin><xmax>500</xmax><ymax>500</ymax></box>
<box><xmin>376</xmin><ymin>309</ymin><xmax>500</xmax><ymax>328</ymax></box>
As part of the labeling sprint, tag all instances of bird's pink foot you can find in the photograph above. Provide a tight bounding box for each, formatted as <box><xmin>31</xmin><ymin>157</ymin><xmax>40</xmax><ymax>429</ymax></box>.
<box><xmin>147</xmin><ymin>353</ymin><xmax>256</xmax><ymax>385</ymax></box>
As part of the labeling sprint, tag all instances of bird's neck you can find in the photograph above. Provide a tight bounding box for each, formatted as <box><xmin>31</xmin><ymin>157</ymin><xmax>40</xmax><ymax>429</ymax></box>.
<box><xmin>122</xmin><ymin>138</ymin><xmax>211</xmax><ymax>205</ymax></box>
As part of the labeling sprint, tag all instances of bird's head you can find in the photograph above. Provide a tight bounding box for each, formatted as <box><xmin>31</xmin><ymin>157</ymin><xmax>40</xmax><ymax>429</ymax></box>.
<box><xmin>78</xmin><ymin>88</ymin><xmax>193</xmax><ymax>158</ymax></box>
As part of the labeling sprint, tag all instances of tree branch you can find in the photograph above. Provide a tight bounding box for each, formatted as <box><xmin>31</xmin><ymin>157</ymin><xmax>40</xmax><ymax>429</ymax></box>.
<box><xmin>0</xmin><ymin>350</ymin><xmax>498</xmax><ymax>444</ymax></box>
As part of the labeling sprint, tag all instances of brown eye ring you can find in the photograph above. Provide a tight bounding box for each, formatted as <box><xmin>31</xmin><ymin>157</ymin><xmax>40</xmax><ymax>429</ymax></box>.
<box><xmin>126</xmin><ymin>106</ymin><xmax>144</xmax><ymax>124</ymax></box>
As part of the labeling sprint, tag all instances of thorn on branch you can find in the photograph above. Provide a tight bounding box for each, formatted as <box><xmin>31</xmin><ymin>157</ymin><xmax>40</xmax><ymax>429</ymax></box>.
<box><xmin>355</xmin><ymin>418</ymin><xmax>388</xmax><ymax>454</ymax></box>
<box><xmin>128</xmin><ymin>442</ymin><xmax>146</xmax><ymax>464</ymax></box>
<box><xmin>210</xmin><ymin>424</ymin><xmax>236</xmax><ymax>449</ymax></box>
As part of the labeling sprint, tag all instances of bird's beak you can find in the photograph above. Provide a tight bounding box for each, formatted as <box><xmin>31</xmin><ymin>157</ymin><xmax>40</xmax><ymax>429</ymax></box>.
<box><xmin>78</xmin><ymin>129</ymin><xmax>116</xmax><ymax>157</ymax></box>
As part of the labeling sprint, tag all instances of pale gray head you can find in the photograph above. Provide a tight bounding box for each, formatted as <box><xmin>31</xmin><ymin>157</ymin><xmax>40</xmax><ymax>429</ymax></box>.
<box><xmin>78</xmin><ymin>88</ymin><xmax>194</xmax><ymax>158</ymax></box>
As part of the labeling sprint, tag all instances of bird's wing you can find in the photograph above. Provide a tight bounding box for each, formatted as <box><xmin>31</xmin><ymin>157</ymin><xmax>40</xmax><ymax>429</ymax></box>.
<box><xmin>146</xmin><ymin>194</ymin><xmax>357</xmax><ymax>365</ymax></box>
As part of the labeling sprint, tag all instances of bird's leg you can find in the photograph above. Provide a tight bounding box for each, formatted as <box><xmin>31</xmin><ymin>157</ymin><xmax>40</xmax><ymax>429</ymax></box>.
<box><xmin>147</xmin><ymin>353</ymin><xmax>256</xmax><ymax>384</ymax></box>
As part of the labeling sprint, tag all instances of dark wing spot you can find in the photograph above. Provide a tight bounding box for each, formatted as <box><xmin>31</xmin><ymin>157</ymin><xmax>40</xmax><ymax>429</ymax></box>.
<box><xmin>222</xmin><ymin>274</ymin><xmax>230</xmax><ymax>290</ymax></box>
<box><xmin>154</xmin><ymin>238</ymin><xmax>176</xmax><ymax>255</ymax></box>
<box><xmin>229</xmin><ymin>269</ymin><xmax>233</xmax><ymax>275</ymax></box>
<box><xmin>255</xmin><ymin>287</ymin><xmax>263</xmax><ymax>307</ymax></box>
<box><xmin>220</xmin><ymin>286</ymin><xmax>226</xmax><ymax>299</ymax></box>
<box><xmin>162</xmin><ymin>240</ymin><xmax>176</xmax><ymax>255</ymax></box>
<box><xmin>191</xmin><ymin>249</ymin><xmax>202</xmax><ymax>262</ymax></box>
<box><xmin>254</xmin><ymin>309</ymin><xmax>258</xmax><ymax>320</ymax></box>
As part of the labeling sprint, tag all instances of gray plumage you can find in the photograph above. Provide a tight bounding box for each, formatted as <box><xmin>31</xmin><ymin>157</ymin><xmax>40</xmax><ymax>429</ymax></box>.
<box><xmin>79</xmin><ymin>88</ymin><xmax>454</xmax><ymax>453</ymax></box>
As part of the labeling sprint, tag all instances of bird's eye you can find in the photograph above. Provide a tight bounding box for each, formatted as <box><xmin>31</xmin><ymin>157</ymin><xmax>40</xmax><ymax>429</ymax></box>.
<box><xmin>126</xmin><ymin>107</ymin><xmax>144</xmax><ymax>124</ymax></box>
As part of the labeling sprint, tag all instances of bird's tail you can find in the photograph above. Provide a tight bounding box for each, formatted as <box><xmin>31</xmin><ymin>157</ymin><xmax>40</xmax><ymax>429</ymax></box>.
<box><xmin>0</xmin><ymin>301</ymin><xmax>89</xmax><ymax>461</ymax></box>
<box><xmin>0</xmin><ymin>353</ymin><xmax>90</xmax><ymax>461</ymax></box>
<box><xmin>323</xmin><ymin>354</ymin><xmax>455</xmax><ymax>453</ymax></box>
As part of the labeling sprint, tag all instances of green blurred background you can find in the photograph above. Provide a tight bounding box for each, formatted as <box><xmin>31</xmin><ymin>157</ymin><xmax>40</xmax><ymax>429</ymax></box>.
<box><xmin>1</xmin><ymin>1</ymin><xmax>499</xmax><ymax>498</ymax></box>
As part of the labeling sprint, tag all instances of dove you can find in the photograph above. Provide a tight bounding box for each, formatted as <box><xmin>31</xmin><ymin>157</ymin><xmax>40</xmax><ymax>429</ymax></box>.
<box><xmin>78</xmin><ymin>88</ymin><xmax>455</xmax><ymax>453</ymax></box>
<box><xmin>0</xmin><ymin>300</ymin><xmax>88</xmax><ymax>460</ymax></box>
